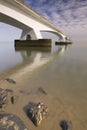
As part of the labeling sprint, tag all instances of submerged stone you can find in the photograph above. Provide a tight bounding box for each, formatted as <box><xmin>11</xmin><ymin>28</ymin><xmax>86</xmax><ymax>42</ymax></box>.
<box><xmin>38</xmin><ymin>87</ymin><xmax>47</xmax><ymax>95</ymax></box>
<box><xmin>0</xmin><ymin>88</ymin><xmax>17</xmax><ymax>111</ymax></box>
<box><xmin>27</xmin><ymin>102</ymin><xmax>48</xmax><ymax>126</ymax></box>
<box><xmin>11</xmin><ymin>96</ymin><xmax>18</xmax><ymax>104</ymax></box>
<box><xmin>60</xmin><ymin>120</ymin><xmax>72</xmax><ymax>130</ymax></box>
<box><xmin>5</xmin><ymin>78</ymin><xmax>16</xmax><ymax>84</ymax></box>
<box><xmin>0</xmin><ymin>88</ymin><xmax>8</xmax><ymax>108</ymax></box>
<box><xmin>0</xmin><ymin>113</ymin><xmax>28</xmax><ymax>130</ymax></box>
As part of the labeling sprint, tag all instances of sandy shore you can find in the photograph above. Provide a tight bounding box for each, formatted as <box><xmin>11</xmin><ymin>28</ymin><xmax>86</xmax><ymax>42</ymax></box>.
<box><xmin>0</xmin><ymin>63</ymin><xmax>85</xmax><ymax>130</ymax></box>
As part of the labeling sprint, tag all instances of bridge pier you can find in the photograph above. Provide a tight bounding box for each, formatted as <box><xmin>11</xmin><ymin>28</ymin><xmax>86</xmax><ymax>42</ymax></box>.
<box><xmin>20</xmin><ymin>29</ymin><xmax>42</xmax><ymax>40</ymax></box>
<box><xmin>20</xmin><ymin>30</ymin><xmax>29</xmax><ymax>40</ymax></box>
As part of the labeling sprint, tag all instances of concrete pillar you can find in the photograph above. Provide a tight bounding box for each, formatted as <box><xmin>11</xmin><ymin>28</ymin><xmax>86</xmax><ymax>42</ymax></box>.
<box><xmin>57</xmin><ymin>32</ymin><xmax>67</xmax><ymax>42</ymax></box>
<box><xmin>20</xmin><ymin>30</ymin><xmax>29</xmax><ymax>40</ymax></box>
<box><xmin>20</xmin><ymin>29</ymin><xmax>42</xmax><ymax>40</ymax></box>
<box><xmin>62</xmin><ymin>35</ymin><xmax>68</xmax><ymax>42</ymax></box>
<box><xmin>33</xmin><ymin>29</ymin><xmax>42</xmax><ymax>39</ymax></box>
<box><xmin>28</xmin><ymin>29</ymin><xmax>38</xmax><ymax>40</ymax></box>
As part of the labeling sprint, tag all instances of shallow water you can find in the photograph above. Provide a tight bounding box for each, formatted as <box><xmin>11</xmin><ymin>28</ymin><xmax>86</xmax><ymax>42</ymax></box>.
<box><xmin>0</xmin><ymin>41</ymin><xmax>87</xmax><ymax>129</ymax></box>
<box><xmin>0</xmin><ymin>42</ymin><xmax>22</xmax><ymax>73</ymax></box>
<box><xmin>37</xmin><ymin>43</ymin><xmax>87</xmax><ymax>128</ymax></box>
<box><xmin>0</xmin><ymin>41</ymin><xmax>63</xmax><ymax>74</ymax></box>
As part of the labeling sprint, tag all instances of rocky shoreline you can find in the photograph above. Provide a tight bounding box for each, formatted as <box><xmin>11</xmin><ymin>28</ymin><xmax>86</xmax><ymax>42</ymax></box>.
<box><xmin>0</xmin><ymin>64</ymin><xmax>74</xmax><ymax>130</ymax></box>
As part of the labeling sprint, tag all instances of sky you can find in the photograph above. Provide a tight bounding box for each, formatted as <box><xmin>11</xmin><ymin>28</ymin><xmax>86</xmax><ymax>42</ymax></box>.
<box><xmin>0</xmin><ymin>0</ymin><xmax>87</xmax><ymax>42</ymax></box>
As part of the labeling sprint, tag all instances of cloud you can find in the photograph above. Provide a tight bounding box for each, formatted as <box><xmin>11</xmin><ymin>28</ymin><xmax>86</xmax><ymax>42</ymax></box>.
<box><xmin>24</xmin><ymin>0</ymin><xmax>87</xmax><ymax>40</ymax></box>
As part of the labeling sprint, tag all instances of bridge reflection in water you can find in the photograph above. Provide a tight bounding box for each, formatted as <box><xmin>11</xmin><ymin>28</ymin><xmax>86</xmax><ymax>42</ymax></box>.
<box><xmin>14</xmin><ymin>42</ymin><xmax>69</xmax><ymax>78</ymax></box>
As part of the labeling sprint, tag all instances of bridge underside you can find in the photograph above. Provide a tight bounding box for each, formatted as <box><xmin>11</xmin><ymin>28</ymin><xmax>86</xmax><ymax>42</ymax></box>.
<box><xmin>0</xmin><ymin>13</ymin><xmax>66</xmax><ymax>41</ymax></box>
<box><xmin>0</xmin><ymin>13</ymin><xmax>42</xmax><ymax>40</ymax></box>
<box><xmin>0</xmin><ymin>0</ymin><xmax>69</xmax><ymax>42</ymax></box>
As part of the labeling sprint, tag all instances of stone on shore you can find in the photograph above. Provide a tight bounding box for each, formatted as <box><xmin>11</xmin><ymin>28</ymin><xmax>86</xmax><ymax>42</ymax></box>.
<box><xmin>27</xmin><ymin>102</ymin><xmax>48</xmax><ymax>126</ymax></box>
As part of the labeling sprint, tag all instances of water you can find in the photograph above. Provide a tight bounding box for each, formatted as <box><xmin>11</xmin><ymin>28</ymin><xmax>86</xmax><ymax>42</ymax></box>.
<box><xmin>41</xmin><ymin>43</ymin><xmax>87</xmax><ymax>122</ymax></box>
<box><xmin>0</xmin><ymin>41</ymin><xmax>66</xmax><ymax>74</ymax></box>
<box><xmin>0</xmin><ymin>42</ymin><xmax>23</xmax><ymax>73</ymax></box>
<box><xmin>0</xmin><ymin>41</ymin><xmax>87</xmax><ymax>129</ymax></box>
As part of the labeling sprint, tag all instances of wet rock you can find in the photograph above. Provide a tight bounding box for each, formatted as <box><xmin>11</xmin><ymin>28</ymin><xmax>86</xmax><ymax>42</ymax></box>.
<box><xmin>60</xmin><ymin>120</ymin><xmax>72</xmax><ymax>130</ymax></box>
<box><xmin>28</xmin><ymin>102</ymin><xmax>48</xmax><ymax>126</ymax></box>
<box><xmin>0</xmin><ymin>88</ymin><xmax>8</xmax><ymax>108</ymax></box>
<box><xmin>0</xmin><ymin>88</ymin><xmax>17</xmax><ymax>110</ymax></box>
<box><xmin>38</xmin><ymin>87</ymin><xmax>47</xmax><ymax>95</ymax></box>
<box><xmin>5</xmin><ymin>78</ymin><xmax>16</xmax><ymax>84</ymax></box>
<box><xmin>0</xmin><ymin>113</ymin><xmax>28</xmax><ymax>130</ymax></box>
<box><xmin>11</xmin><ymin>95</ymin><xmax>18</xmax><ymax>104</ymax></box>
<box><xmin>5</xmin><ymin>89</ymin><xmax>14</xmax><ymax>93</ymax></box>
<box><xmin>19</xmin><ymin>90</ymin><xmax>31</xmax><ymax>95</ymax></box>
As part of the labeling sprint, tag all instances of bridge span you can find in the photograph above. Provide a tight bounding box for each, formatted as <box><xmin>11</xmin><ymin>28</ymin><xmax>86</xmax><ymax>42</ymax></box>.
<box><xmin>0</xmin><ymin>0</ymin><xmax>68</xmax><ymax>41</ymax></box>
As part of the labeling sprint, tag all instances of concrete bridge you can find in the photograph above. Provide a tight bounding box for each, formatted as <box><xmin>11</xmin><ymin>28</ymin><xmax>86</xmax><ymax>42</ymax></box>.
<box><xmin>0</xmin><ymin>0</ymin><xmax>68</xmax><ymax>41</ymax></box>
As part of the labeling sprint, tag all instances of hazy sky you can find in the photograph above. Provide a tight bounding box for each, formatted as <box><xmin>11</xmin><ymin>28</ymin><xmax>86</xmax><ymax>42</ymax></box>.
<box><xmin>0</xmin><ymin>0</ymin><xmax>87</xmax><ymax>42</ymax></box>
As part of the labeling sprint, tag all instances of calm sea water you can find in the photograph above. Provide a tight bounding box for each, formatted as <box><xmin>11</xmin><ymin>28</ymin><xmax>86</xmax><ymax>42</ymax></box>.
<box><xmin>0</xmin><ymin>42</ymin><xmax>23</xmax><ymax>73</ymax></box>
<box><xmin>0</xmin><ymin>41</ymin><xmax>87</xmax><ymax>128</ymax></box>
<box><xmin>0</xmin><ymin>41</ymin><xmax>65</xmax><ymax>73</ymax></box>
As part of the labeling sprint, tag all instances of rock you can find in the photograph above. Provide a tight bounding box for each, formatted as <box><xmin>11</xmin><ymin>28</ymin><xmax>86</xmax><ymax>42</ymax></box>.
<box><xmin>5</xmin><ymin>89</ymin><xmax>14</xmax><ymax>93</ymax></box>
<box><xmin>38</xmin><ymin>87</ymin><xmax>47</xmax><ymax>95</ymax></box>
<box><xmin>5</xmin><ymin>78</ymin><xmax>16</xmax><ymax>84</ymax></box>
<box><xmin>28</xmin><ymin>102</ymin><xmax>48</xmax><ymax>126</ymax></box>
<box><xmin>11</xmin><ymin>96</ymin><xmax>18</xmax><ymax>104</ymax></box>
<box><xmin>0</xmin><ymin>88</ymin><xmax>17</xmax><ymax>110</ymax></box>
<box><xmin>0</xmin><ymin>113</ymin><xmax>28</xmax><ymax>130</ymax></box>
<box><xmin>0</xmin><ymin>88</ymin><xmax>8</xmax><ymax>108</ymax></box>
<box><xmin>60</xmin><ymin>120</ymin><xmax>72</xmax><ymax>130</ymax></box>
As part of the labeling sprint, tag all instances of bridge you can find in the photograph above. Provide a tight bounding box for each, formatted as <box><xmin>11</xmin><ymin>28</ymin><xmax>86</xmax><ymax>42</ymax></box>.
<box><xmin>0</xmin><ymin>0</ymin><xmax>68</xmax><ymax>41</ymax></box>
